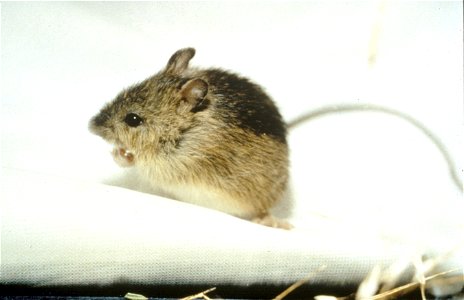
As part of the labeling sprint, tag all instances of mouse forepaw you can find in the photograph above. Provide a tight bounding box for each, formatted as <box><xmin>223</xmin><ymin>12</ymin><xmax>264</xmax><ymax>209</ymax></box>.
<box><xmin>112</xmin><ymin>147</ymin><xmax>135</xmax><ymax>167</ymax></box>
<box><xmin>252</xmin><ymin>215</ymin><xmax>293</xmax><ymax>230</ymax></box>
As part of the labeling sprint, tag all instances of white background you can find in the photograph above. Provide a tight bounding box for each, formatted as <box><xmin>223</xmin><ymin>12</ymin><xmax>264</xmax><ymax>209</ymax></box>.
<box><xmin>1</xmin><ymin>1</ymin><xmax>463</xmax><ymax>289</ymax></box>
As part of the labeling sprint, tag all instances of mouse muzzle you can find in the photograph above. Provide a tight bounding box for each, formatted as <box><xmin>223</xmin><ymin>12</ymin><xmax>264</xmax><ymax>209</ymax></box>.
<box><xmin>88</xmin><ymin>110</ymin><xmax>114</xmax><ymax>139</ymax></box>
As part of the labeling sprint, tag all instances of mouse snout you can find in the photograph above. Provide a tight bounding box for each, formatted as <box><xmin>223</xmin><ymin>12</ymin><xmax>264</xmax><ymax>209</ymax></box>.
<box><xmin>89</xmin><ymin>111</ymin><xmax>113</xmax><ymax>138</ymax></box>
<box><xmin>91</xmin><ymin>111</ymin><xmax>111</xmax><ymax>127</ymax></box>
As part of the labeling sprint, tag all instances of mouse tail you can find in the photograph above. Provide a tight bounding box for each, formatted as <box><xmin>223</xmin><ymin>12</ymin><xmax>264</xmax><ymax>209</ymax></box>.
<box><xmin>287</xmin><ymin>103</ymin><xmax>463</xmax><ymax>192</ymax></box>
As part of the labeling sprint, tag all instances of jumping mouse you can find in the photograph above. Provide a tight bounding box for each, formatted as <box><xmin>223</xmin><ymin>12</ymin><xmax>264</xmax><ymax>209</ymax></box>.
<box><xmin>89</xmin><ymin>48</ymin><xmax>463</xmax><ymax>228</ymax></box>
<box><xmin>89</xmin><ymin>48</ymin><xmax>290</xmax><ymax>229</ymax></box>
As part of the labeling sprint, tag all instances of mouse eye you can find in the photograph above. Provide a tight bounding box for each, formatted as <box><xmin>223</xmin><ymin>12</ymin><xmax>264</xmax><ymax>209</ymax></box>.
<box><xmin>124</xmin><ymin>113</ymin><xmax>143</xmax><ymax>127</ymax></box>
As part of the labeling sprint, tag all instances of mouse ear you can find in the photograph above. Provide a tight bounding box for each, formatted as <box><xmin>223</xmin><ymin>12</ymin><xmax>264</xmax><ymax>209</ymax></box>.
<box><xmin>165</xmin><ymin>48</ymin><xmax>195</xmax><ymax>75</ymax></box>
<box><xmin>180</xmin><ymin>78</ymin><xmax>209</xmax><ymax>113</ymax></box>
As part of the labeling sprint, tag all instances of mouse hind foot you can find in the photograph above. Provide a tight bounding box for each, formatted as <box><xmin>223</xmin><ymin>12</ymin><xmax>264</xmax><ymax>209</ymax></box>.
<box><xmin>252</xmin><ymin>214</ymin><xmax>293</xmax><ymax>230</ymax></box>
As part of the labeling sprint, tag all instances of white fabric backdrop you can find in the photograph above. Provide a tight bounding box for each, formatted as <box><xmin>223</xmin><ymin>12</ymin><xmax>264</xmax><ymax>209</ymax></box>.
<box><xmin>1</xmin><ymin>1</ymin><xmax>463</xmax><ymax>294</ymax></box>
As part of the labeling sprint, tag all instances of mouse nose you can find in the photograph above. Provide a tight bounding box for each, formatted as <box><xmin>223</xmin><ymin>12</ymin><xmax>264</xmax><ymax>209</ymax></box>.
<box><xmin>92</xmin><ymin>111</ymin><xmax>111</xmax><ymax>127</ymax></box>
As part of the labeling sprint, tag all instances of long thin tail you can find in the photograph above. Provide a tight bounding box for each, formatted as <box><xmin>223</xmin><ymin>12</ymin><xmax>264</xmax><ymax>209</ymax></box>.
<box><xmin>287</xmin><ymin>103</ymin><xmax>463</xmax><ymax>192</ymax></box>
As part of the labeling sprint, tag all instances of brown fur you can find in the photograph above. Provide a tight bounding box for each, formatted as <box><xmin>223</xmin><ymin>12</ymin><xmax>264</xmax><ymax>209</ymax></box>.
<box><xmin>89</xmin><ymin>48</ymin><xmax>289</xmax><ymax>226</ymax></box>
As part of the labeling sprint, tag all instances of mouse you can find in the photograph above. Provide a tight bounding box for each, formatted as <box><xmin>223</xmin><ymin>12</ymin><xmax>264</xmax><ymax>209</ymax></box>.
<box><xmin>89</xmin><ymin>48</ymin><xmax>291</xmax><ymax>229</ymax></box>
<box><xmin>89</xmin><ymin>47</ymin><xmax>462</xmax><ymax>230</ymax></box>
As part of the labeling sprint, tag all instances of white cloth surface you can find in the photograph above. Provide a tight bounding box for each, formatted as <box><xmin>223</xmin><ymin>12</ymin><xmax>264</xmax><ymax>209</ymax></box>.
<box><xmin>1</xmin><ymin>1</ymin><xmax>463</xmax><ymax>290</ymax></box>
<box><xmin>0</xmin><ymin>168</ymin><xmax>410</xmax><ymax>286</ymax></box>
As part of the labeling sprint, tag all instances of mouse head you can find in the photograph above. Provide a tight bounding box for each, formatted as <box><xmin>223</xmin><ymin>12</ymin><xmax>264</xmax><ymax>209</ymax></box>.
<box><xmin>89</xmin><ymin>48</ymin><xmax>210</xmax><ymax>161</ymax></box>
